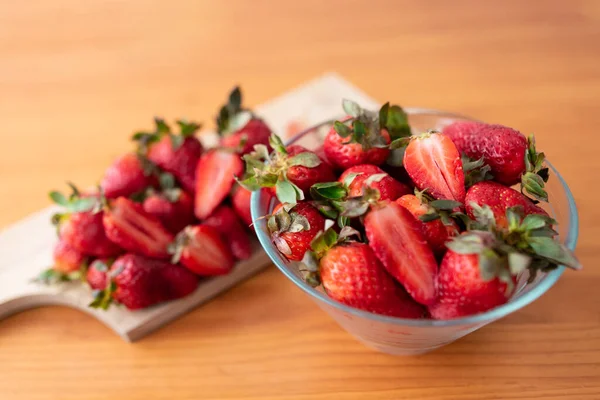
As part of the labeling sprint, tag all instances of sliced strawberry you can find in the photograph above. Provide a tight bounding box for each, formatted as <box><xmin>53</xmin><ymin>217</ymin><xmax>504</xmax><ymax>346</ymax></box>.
<box><xmin>103</xmin><ymin>197</ymin><xmax>174</xmax><ymax>259</ymax></box>
<box><xmin>364</xmin><ymin>202</ymin><xmax>438</xmax><ymax>305</ymax></box>
<box><xmin>204</xmin><ymin>205</ymin><xmax>252</xmax><ymax>260</ymax></box>
<box><xmin>404</xmin><ymin>132</ymin><xmax>465</xmax><ymax>203</ymax></box>
<box><xmin>171</xmin><ymin>225</ymin><xmax>235</xmax><ymax>276</ymax></box>
<box><xmin>194</xmin><ymin>149</ymin><xmax>243</xmax><ymax>220</ymax></box>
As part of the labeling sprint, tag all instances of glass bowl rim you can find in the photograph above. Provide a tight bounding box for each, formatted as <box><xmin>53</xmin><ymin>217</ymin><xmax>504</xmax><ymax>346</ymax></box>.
<box><xmin>250</xmin><ymin>107</ymin><xmax>579</xmax><ymax>327</ymax></box>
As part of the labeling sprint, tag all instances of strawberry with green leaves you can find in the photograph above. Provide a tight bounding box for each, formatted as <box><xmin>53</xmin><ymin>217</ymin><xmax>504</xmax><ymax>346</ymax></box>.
<box><xmin>400</xmin><ymin>130</ymin><xmax>466</xmax><ymax>203</ymax></box>
<box><xmin>465</xmin><ymin>181</ymin><xmax>548</xmax><ymax>229</ymax></box>
<box><xmin>431</xmin><ymin>206</ymin><xmax>581</xmax><ymax>319</ymax></box>
<box><xmin>133</xmin><ymin>118</ymin><xmax>204</xmax><ymax>194</ymax></box>
<box><xmin>50</xmin><ymin>184</ymin><xmax>123</xmax><ymax>258</ymax></box>
<box><xmin>238</xmin><ymin>134</ymin><xmax>334</xmax><ymax>204</ymax></box>
<box><xmin>267</xmin><ymin>202</ymin><xmax>325</xmax><ymax>262</ymax></box>
<box><xmin>36</xmin><ymin>240</ymin><xmax>89</xmax><ymax>284</ymax></box>
<box><xmin>169</xmin><ymin>225</ymin><xmax>235</xmax><ymax>276</ymax></box>
<box><xmin>364</xmin><ymin>201</ymin><xmax>438</xmax><ymax>306</ymax></box>
<box><xmin>442</xmin><ymin>122</ymin><xmax>549</xmax><ymax>201</ymax></box>
<box><xmin>301</xmin><ymin>226</ymin><xmax>426</xmax><ymax>318</ymax></box>
<box><xmin>89</xmin><ymin>254</ymin><xmax>198</xmax><ymax>310</ymax></box>
<box><xmin>101</xmin><ymin>152</ymin><xmax>158</xmax><ymax>199</ymax></box>
<box><xmin>217</xmin><ymin>86</ymin><xmax>272</xmax><ymax>155</ymax></box>
<box><xmin>324</xmin><ymin>100</ymin><xmax>411</xmax><ymax>170</ymax></box>
<box><xmin>396</xmin><ymin>190</ymin><xmax>461</xmax><ymax>256</ymax></box>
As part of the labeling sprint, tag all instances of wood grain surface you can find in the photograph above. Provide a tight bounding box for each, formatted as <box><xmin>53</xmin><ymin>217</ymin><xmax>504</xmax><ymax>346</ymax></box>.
<box><xmin>1</xmin><ymin>1</ymin><xmax>599</xmax><ymax>399</ymax></box>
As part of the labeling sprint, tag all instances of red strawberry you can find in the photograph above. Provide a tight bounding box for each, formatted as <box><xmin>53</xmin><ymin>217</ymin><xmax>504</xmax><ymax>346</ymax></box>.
<box><xmin>204</xmin><ymin>205</ymin><xmax>252</xmax><ymax>260</ymax></box>
<box><xmin>133</xmin><ymin>118</ymin><xmax>204</xmax><ymax>194</ymax></box>
<box><xmin>396</xmin><ymin>193</ymin><xmax>460</xmax><ymax>255</ymax></box>
<box><xmin>231</xmin><ymin>185</ymin><xmax>253</xmax><ymax>226</ymax></box>
<box><xmin>103</xmin><ymin>197</ymin><xmax>174</xmax><ymax>259</ymax></box>
<box><xmin>101</xmin><ymin>153</ymin><xmax>157</xmax><ymax>199</ymax></box>
<box><xmin>428</xmin><ymin>301</ymin><xmax>470</xmax><ymax>320</ymax></box>
<box><xmin>324</xmin><ymin>125</ymin><xmax>390</xmax><ymax>170</ymax></box>
<box><xmin>52</xmin><ymin>240</ymin><xmax>87</xmax><ymax>274</ymax></box>
<box><xmin>142</xmin><ymin>189</ymin><xmax>195</xmax><ymax>233</ymax></box>
<box><xmin>403</xmin><ymin>131</ymin><xmax>465</xmax><ymax>203</ymax></box>
<box><xmin>267</xmin><ymin>202</ymin><xmax>325</xmax><ymax>261</ymax></box>
<box><xmin>319</xmin><ymin>242</ymin><xmax>426</xmax><ymax>318</ymax></box>
<box><xmin>217</xmin><ymin>87</ymin><xmax>272</xmax><ymax>155</ymax></box>
<box><xmin>170</xmin><ymin>225</ymin><xmax>235</xmax><ymax>276</ymax></box>
<box><xmin>86</xmin><ymin>258</ymin><xmax>111</xmax><ymax>290</ymax></box>
<box><xmin>194</xmin><ymin>149</ymin><xmax>243</xmax><ymax>220</ymax></box>
<box><xmin>238</xmin><ymin>135</ymin><xmax>335</xmax><ymax>204</ymax></box>
<box><xmin>443</xmin><ymin>122</ymin><xmax>549</xmax><ymax>201</ymax></box>
<box><xmin>338</xmin><ymin>164</ymin><xmax>411</xmax><ymax>201</ymax></box>
<box><xmin>364</xmin><ymin>202</ymin><xmax>438</xmax><ymax>306</ymax></box>
<box><xmin>89</xmin><ymin>254</ymin><xmax>198</xmax><ymax>310</ymax></box>
<box><xmin>465</xmin><ymin>181</ymin><xmax>548</xmax><ymax>229</ymax></box>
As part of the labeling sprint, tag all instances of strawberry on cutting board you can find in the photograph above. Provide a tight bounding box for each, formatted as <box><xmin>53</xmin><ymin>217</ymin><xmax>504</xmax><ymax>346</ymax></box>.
<box><xmin>442</xmin><ymin>122</ymin><xmax>550</xmax><ymax>201</ymax></box>
<box><xmin>194</xmin><ymin>149</ymin><xmax>244</xmax><ymax>220</ymax></box>
<box><xmin>89</xmin><ymin>254</ymin><xmax>198</xmax><ymax>310</ymax></box>
<box><xmin>465</xmin><ymin>181</ymin><xmax>548</xmax><ymax>229</ymax></box>
<box><xmin>302</xmin><ymin>227</ymin><xmax>426</xmax><ymax>318</ymax></box>
<box><xmin>133</xmin><ymin>118</ymin><xmax>204</xmax><ymax>194</ymax></box>
<box><xmin>103</xmin><ymin>197</ymin><xmax>174</xmax><ymax>259</ymax></box>
<box><xmin>267</xmin><ymin>202</ymin><xmax>326</xmax><ymax>262</ymax></box>
<box><xmin>204</xmin><ymin>205</ymin><xmax>252</xmax><ymax>260</ymax></box>
<box><xmin>364</xmin><ymin>202</ymin><xmax>438</xmax><ymax>306</ymax></box>
<box><xmin>101</xmin><ymin>153</ymin><xmax>157</xmax><ymax>199</ymax></box>
<box><xmin>142</xmin><ymin>185</ymin><xmax>195</xmax><ymax>234</ymax></box>
<box><xmin>238</xmin><ymin>134</ymin><xmax>335</xmax><ymax>204</ymax></box>
<box><xmin>402</xmin><ymin>130</ymin><xmax>466</xmax><ymax>203</ymax></box>
<box><xmin>169</xmin><ymin>225</ymin><xmax>235</xmax><ymax>276</ymax></box>
<box><xmin>217</xmin><ymin>86</ymin><xmax>272</xmax><ymax>155</ymax></box>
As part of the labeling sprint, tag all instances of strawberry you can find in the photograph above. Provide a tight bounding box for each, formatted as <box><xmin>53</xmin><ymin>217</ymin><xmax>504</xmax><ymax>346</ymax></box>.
<box><xmin>204</xmin><ymin>205</ymin><xmax>252</xmax><ymax>260</ymax></box>
<box><xmin>302</xmin><ymin>227</ymin><xmax>426</xmax><ymax>318</ymax></box>
<box><xmin>101</xmin><ymin>153</ymin><xmax>157</xmax><ymax>199</ymax></box>
<box><xmin>432</xmin><ymin>209</ymin><xmax>581</xmax><ymax>318</ymax></box>
<box><xmin>169</xmin><ymin>225</ymin><xmax>235</xmax><ymax>276</ymax></box>
<box><xmin>238</xmin><ymin>134</ymin><xmax>335</xmax><ymax>204</ymax></box>
<box><xmin>49</xmin><ymin>185</ymin><xmax>123</xmax><ymax>257</ymax></box>
<box><xmin>338</xmin><ymin>164</ymin><xmax>411</xmax><ymax>201</ymax></box>
<box><xmin>194</xmin><ymin>149</ymin><xmax>244</xmax><ymax>220</ymax></box>
<box><xmin>443</xmin><ymin>122</ymin><xmax>550</xmax><ymax>201</ymax></box>
<box><xmin>142</xmin><ymin>189</ymin><xmax>195</xmax><ymax>234</ymax></box>
<box><xmin>402</xmin><ymin>130</ymin><xmax>466</xmax><ymax>203</ymax></box>
<box><xmin>133</xmin><ymin>118</ymin><xmax>204</xmax><ymax>194</ymax></box>
<box><xmin>364</xmin><ymin>202</ymin><xmax>438</xmax><ymax>306</ymax></box>
<box><xmin>89</xmin><ymin>254</ymin><xmax>198</xmax><ymax>310</ymax></box>
<box><xmin>103</xmin><ymin>197</ymin><xmax>174</xmax><ymax>259</ymax></box>
<box><xmin>267</xmin><ymin>202</ymin><xmax>325</xmax><ymax>261</ymax></box>
<box><xmin>217</xmin><ymin>86</ymin><xmax>272</xmax><ymax>155</ymax></box>
<box><xmin>52</xmin><ymin>240</ymin><xmax>87</xmax><ymax>274</ymax></box>
<box><xmin>86</xmin><ymin>258</ymin><xmax>110</xmax><ymax>290</ymax></box>
<box><xmin>465</xmin><ymin>181</ymin><xmax>548</xmax><ymax>229</ymax></box>
<box><xmin>231</xmin><ymin>185</ymin><xmax>253</xmax><ymax>226</ymax></box>
<box><xmin>396</xmin><ymin>192</ymin><xmax>460</xmax><ymax>255</ymax></box>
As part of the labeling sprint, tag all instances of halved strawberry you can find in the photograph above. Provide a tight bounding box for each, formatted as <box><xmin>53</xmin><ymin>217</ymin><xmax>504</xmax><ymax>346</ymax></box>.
<box><xmin>364</xmin><ymin>202</ymin><xmax>438</xmax><ymax>305</ymax></box>
<box><xmin>204</xmin><ymin>205</ymin><xmax>252</xmax><ymax>260</ymax></box>
<box><xmin>170</xmin><ymin>225</ymin><xmax>235</xmax><ymax>276</ymax></box>
<box><xmin>103</xmin><ymin>197</ymin><xmax>174</xmax><ymax>259</ymax></box>
<box><xmin>403</xmin><ymin>131</ymin><xmax>466</xmax><ymax>203</ymax></box>
<box><xmin>194</xmin><ymin>149</ymin><xmax>243</xmax><ymax>220</ymax></box>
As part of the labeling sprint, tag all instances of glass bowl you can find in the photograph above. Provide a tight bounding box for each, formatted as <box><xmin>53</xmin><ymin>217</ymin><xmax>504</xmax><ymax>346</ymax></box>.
<box><xmin>250</xmin><ymin>108</ymin><xmax>579</xmax><ymax>356</ymax></box>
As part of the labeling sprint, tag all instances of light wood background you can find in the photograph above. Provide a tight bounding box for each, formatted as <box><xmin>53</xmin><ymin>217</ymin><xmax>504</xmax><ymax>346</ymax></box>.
<box><xmin>1</xmin><ymin>1</ymin><xmax>599</xmax><ymax>399</ymax></box>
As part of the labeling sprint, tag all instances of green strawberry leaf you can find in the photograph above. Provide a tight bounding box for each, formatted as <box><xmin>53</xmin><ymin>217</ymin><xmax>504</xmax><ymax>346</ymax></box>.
<box><xmin>269</xmin><ymin>134</ymin><xmax>287</xmax><ymax>155</ymax></box>
<box><xmin>381</xmin><ymin>104</ymin><xmax>411</xmax><ymax>140</ymax></box>
<box><xmin>154</xmin><ymin>117</ymin><xmax>171</xmax><ymax>134</ymax></box>
<box><xmin>419</xmin><ymin>212</ymin><xmax>440</xmax><ymax>223</ymax></box>
<box><xmin>386</xmin><ymin>148</ymin><xmax>406</xmax><ymax>167</ymax></box>
<box><xmin>522</xmin><ymin>172</ymin><xmax>548</xmax><ymax>202</ymax></box>
<box><xmin>429</xmin><ymin>199</ymin><xmax>463</xmax><ymax>210</ymax></box>
<box><xmin>176</xmin><ymin>120</ymin><xmax>201</xmax><ymax>137</ymax></box>
<box><xmin>528</xmin><ymin>237</ymin><xmax>582</xmax><ymax>270</ymax></box>
<box><xmin>310</xmin><ymin>182</ymin><xmax>348</xmax><ymax>200</ymax></box>
<box><xmin>229</xmin><ymin>86</ymin><xmax>242</xmax><ymax>111</ymax></box>
<box><xmin>333</xmin><ymin>121</ymin><xmax>352</xmax><ymax>138</ymax></box>
<box><xmin>520</xmin><ymin>213</ymin><xmax>554</xmax><ymax>231</ymax></box>
<box><xmin>159</xmin><ymin>172</ymin><xmax>177</xmax><ymax>190</ymax></box>
<box><xmin>276</xmin><ymin>180</ymin><xmax>299</xmax><ymax>205</ymax></box>
<box><xmin>478</xmin><ymin>248</ymin><xmax>504</xmax><ymax>281</ymax></box>
<box><xmin>288</xmin><ymin>152</ymin><xmax>322</xmax><ymax>168</ymax></box>
<box><xmin>68</xmin><ymin>197</ymin><xmax>98</xmax><ymax>213</ymax></box>
<box><xmin>49</xmin><ymin>191</ymin><xmax>69</xmax><ymax>206</ymax></box>
<box><xmin>342</xmin><ymin>99</ymin><xmax>362</xmax><ymax>118</ymax></box>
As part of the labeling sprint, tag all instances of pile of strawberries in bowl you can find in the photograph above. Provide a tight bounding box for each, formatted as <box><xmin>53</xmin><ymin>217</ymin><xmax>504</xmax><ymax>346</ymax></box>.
<box><xmin>245</xmin><ymin>100</ymin><xmax>581</xmax><ymax>354</ymax></box>
<box><xmin>41</xmin><ymin>87</ymin><xmax>273</xmax><ymax>310</ymax></box>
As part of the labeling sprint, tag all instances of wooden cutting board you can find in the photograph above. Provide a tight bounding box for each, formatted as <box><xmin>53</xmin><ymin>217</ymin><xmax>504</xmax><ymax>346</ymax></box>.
<box><xmin>0</xmin><ymin>73</ymin><xmax>379</xmax><ymax>342</ymax></box>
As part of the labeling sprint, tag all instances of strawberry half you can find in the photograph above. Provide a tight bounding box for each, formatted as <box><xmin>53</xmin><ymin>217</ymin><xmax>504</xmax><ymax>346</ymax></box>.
<box><xmin>169</xmin><ymin>225</ymin><xmax>235</xmax><ymax>276</ymax></box>
<box><xmin>364</xmin><ymin>202</ymin><xmax>438</xmax><ymax>306</ymax></box>
<box><xmin>194</xmin><ymin>149</ymin><xmax>244</xmax><ymax>220</ymax></box>
<box><xmin>465</xmin><ymin>181</ymin><xmax>548</xmax><ymax>229</ymax></box>
<box><xmin>217</xmin><ymin>86</ymin><xmax>272</xmax><ymax>155</ymax></box>
<box><xmin>103</xmin><ymin>197</ymin><xmax>174</xmax><ymax>259</ymax></box>
<box><xmin>204</xmin><ymin>205</ymin><xmax>252</xmax><ymax>260</ymax></box>
<box><xmin>101</xmin><ymin>153</ymin><xmax>157</xmax><ymax>199</ymax></box>
<box><xmin>402</xmin><ymin>131</ymin><xmax>465</xmax><ymax>203</ymax></box>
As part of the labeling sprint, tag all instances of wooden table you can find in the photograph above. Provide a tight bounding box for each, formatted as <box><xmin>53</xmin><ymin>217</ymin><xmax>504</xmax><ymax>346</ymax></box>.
<box><xmin>1</xmin><ymin>1</ymin><xmax>599</xmax><ymax>399</ymax></box>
